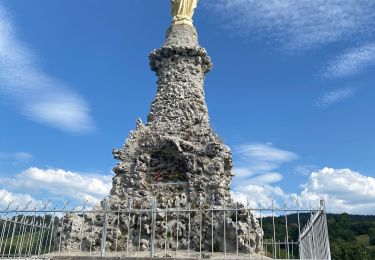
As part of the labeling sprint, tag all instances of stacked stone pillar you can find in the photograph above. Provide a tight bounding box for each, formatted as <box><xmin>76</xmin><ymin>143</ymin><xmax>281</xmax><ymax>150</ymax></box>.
<box><xmin>59</xmin><ymin>23</ymin><xmax>263</xmax><ymax>255</ymax></box>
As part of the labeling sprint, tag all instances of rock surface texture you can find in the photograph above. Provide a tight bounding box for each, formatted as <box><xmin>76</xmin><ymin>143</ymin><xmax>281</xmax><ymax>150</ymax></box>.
<box><xmin>58</xmin><ymin>24</ymin><xmax>263</xmax><ymax>255</ymax></box>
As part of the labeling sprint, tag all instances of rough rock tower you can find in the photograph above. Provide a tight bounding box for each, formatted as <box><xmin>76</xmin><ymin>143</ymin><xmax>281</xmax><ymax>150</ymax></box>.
<box><xmin>111</xmin><ymin>24</ymin><xmax>231</xmax><ymax>212</ymax></box>
<box><xmin>108</xmin><ymin>1</ymin><xmax>262</xmax><ymax>252</ymax></box>
<box><xmin>59</xmin><ymin>1</ymin><xmax>263</xmax><ymax>254</ymax></box>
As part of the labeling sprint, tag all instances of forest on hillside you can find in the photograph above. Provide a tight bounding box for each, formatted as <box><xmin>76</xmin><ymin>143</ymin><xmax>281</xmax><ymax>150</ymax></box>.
<box><xmin>262</xmin><ymin>213</ymin><xmax>375</xmax><ymax>260</ymax></box>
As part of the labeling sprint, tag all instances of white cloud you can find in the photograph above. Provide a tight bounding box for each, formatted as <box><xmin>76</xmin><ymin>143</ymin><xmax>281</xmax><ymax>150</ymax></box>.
<box><xmin>205</xmin><ymin>0</ymin><xmax>375</xmax><ymax>51</ymax></box>
<box><xmin>0</xmin><ymin>167</ymin><xmax>112</xmax><ymax>206</ymax></box>
<box><xmin>294</xmin><ymin>165</ymin><xmax>318</xmax><ymax>176</ymax></box>
<box><xmin>301</xmin><ymin>167</ymin><xmax>375</xmax><ymax>214</ymax></box>
<box><xmin>233</xmin><ymin>167</ymin><xmax>256</xmax><ymax>179</ymax></box>
<box><xmin>316</xmin><ymin>87</ymin><xmax>356</xmax><ymax>107</ymax></box>
<box><xmin>0</xmin><ymin>152</ymin><xmax>33</xmax><ymax>165</ymax></box>
<box><xmin>233</xmin><ymin>143</ymin><xmax>298</xmax><ymax>186</ymax></box>
<box><xmin>232</xmin><ymin>184</ymin><xmax>288</xmax><ymax>209</ymax></box>
<box><xmin>245</xmin><ymin>173</ymin><xmax>283</xmax><ymax>186</ymax></box>
<box><xmin>0</xmin><ymin>4</ymin><xmax>94</xmax><ymax>133</ymax></box>
<box><xmin>233</xmin><ymin>167</ymin><xmax>375</xmax><ymax>214</ymax></box>
<box><xmin>0</xmin><ymin>189</ymin><xmax>42</xmax><ymax>210</ymax></box>
<box><xmin>237</xmin><ymin>143</ymin><xmax>297</xmax><ymax>163</ymax></box>
<box><xmin>323</xmin><ymin>43</ymin><xmax>375</xmax><ymax>78</ymax></box>
<box><xmin>2</xmin><ymin>166</ymin><xmax>374</xmax><ymax>214</ymax></box>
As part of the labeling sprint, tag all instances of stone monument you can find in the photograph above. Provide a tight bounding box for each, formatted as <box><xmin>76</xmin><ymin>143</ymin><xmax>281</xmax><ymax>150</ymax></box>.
<box><xmin>58</xmin><ymin>0</ymin><xmax>263</xmax><ymax>255</ymax></box>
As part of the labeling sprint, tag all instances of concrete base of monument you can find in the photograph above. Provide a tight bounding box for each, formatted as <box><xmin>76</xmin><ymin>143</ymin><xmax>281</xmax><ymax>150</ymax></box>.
<box><xmin>47</xmin><ymin>252</ymin><xmax>272</xmax><ymax>260</ymax></box>
<box><xmin>41</xmin><ymin>250</ymin><xmax>272</xmax><ymax>260</ymax></box>
<box><xmin>52</xmin><ymin>258</ymin><xmax>193</xmax><ymax>260</ymax></box>
<box><xmin>0</xmin><ymin>257</ymin><xmax>272</xmax><ymax>260</ymax></box>
<box><xmin>0</xmin><ymin>253</ymin><xmax>272</xmax><ymax>260</ymax></box>
<box><xmin>50</xmin><ymin>255</ymin><xmax>272</xmax><ymax>260</ymax></box>
<box><xmin>52</xmin><ymin>257</ymin><xmax>271</xmax><ymax>260</ymax></box>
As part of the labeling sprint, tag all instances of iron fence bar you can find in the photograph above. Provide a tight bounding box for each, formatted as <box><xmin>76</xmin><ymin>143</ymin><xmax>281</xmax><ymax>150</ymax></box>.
<box><xmin>187</xmin><ymin>203</ymin><xmax>191</xmax><ymax>258</ymax></box>
<box><xmin>150</xmin><ymin>197</ymin><xmax>156</xmax><ymax>258</ymax></box>
<box><xmin>259</xmin><ymin>207</ymin><xmax>264</xmax><ymax>260</ymax></box>
<box><xmin>89</xmin><ymin>213</ymin><xmax>94</xmax><ymax>256</ymax></box>
<box><xmin>246</xmin><ymin>200</ymin><xmax>250</xmax><ymax>260</ymax></box>
<box><xmin>20</xmin><ymin>219</ymin><xmax>31</xmax><ymax>256</ymax></box>
<box><xmin>296</xmin><ymin>198</ymin><xmax>302</xmax><ymax>259</ymax></box>
<box><xmin>139</xmin><ymin>205</ymin><xmax>142</xmax><ymax>253</ymax></box>
<box><xmin>2</xmin><ymin>207</ymin><xmax>317</xmax><ymax>214</ymax></box>
<box><xmin>27</xmin><ymin>220</ymin><xmax>38</xmax><ymax>256</ymax></box>
<box><xmin>199</xmin><ymin>202</ymin><xmax>202</xmax><ymax>260</ymax></box>
<box><xmin>46</xmin><ymin>221</ymin><xmax>54</xmax><ymax>254</ymax></box>
<box><xmin>100</xmin><ymin>198</ymin><xmax>109</xmax><ymax>257</ymax></box>
<box><xmin>79</xmin><ymin>210</ymin><xmax>86</xmax><ymax>252</ymax></box>
<box><xmin>0</xmin><ymin>217</ymin><xmax>8</xmax><ymax>254</ymax></box>
<box><xmin>39</xmin><ymin>223</ymin><xmax>48</xmax><ymax>255</ymax></box>
<box><xmin>304</xmin><ymin>216</ymin><xmax>314</xmax><ymax>259</ymax></box>
<box><xmin>58</xmin><ymin>213</ymin><xmax>65</xmax><ymax>254</ymax></box>
<box><xmin>68</xmin><ymin>213</ymin><xmax>73</xmax><ymax>255</ymax></box>
<box><xmin>36</xmin><ymin>221</ymin><xmax>44</xmax><ymax>255</ymax></box>
<box><xmin>37</xmin><ymin>210</ymin><xmax>47</xmax><ymax>255</ymax></box>
<box><xmin>19</xmin><ymin>216</ymin><xmax>28</xmax><ymax>256</ymax></box>
<box><xmin>115</xmin><ymin>200</ymin><xmax>120</xmax><ymax>253</ymax></box>
<box><xmin>318</xmin><ymin>213</ymin><xmax>325</xmax><ymax>259</ymax></box>
<box><xmin>235</xmin><ymin>203</ymin><xmax>239</xmax><ymax>258</ymax></box>
<box><xmin>264</xmin><ymin>242</ymin><xmax>267</xmax><ymax>258</ymax></box>
<box><xmin>271</xmin><ymin>201</ymin><xmax>276</xmax><ymax>259</ymax></box>
<box><xmin>21</xmin><ymin>219</ymin><xmax>34</xmax><ymax>255</ymax></box>
<box><xmin>126</xmin><ymin>199</ymin><xmax>132</xmax><ymax>257</ymax></box>
<box><xmin>43</xmin><ymin>219</ymin><xmax>51</xmax><ymax>255</ymax></box>
<box><xmin>211</xmin><ymin>197</ymin><xmax>214</xmax><ymax>255</ymax></box>
<box><xmin>15</xmin><ymin>216</ymin><xmax>27</xmax><ymax>257</ymax></box>
<box><xmin>310</xmin><ymin>207</ymin><xmax>316</xmax><ymax>260</ymax></box>
<box><xmin>47</xmin><ymin>212</ymin><xmax>56</xmax><ymax>254</ymax></box>
<box><xmin>285</xmin><ymin>207</ymin><xmax>290</xmax><ymax>259</ymax></box>
<box><xmin>1</xmin><ymin>215</ymin><xmax>12</xmax><ymax>257</ymax></box>
<box><xmin>7</xmin><ymin>214</ymin><xmax>19</xmax><ymax>257</ymax></box>
<box><xmin>176</xmin><ymin>197</ymin><xmax>179</xmax><ymax>257</ymax></box>
<box><xmin>223</xmin><ymin>200</ymin><xmax>227</xmax><ymax>260</ymax></box>
<box><xmin>292</xmin><ymin>241</ymin><xmax>294</xmax><ymax>259</ymax></box>
<box><xmin>323</xmin><ymin>210</ymin><xmax>331</xmax><ymax>260</ymax></box>
<box><xmin>28</xmin><ymin>219</ymin><xmax>39</xmax><ymax>256</ymax></box>
<box><xmin>164</xmin><ymin>204</ymin><xmax>168</xmax><ymax>257</ymax></box>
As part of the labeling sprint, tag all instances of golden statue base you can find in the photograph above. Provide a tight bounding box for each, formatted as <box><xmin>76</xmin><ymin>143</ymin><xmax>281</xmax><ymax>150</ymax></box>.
<box><xmin>171</xmin><ymin>0</ymin><xmax>198</xmax><ymax>27</ymax></box>
<box><xmin>172</xmin><ymin>17</ymin><xmax>194</xmax><ymax>26</ymax></box>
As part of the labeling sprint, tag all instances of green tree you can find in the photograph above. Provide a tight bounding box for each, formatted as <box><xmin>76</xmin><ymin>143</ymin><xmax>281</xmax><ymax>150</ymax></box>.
<box><xmin>331</xmin><ymin>241</ymin><xmax>367</xmax><ymax>260</ymax></box>
<box><xmin>338</xmin><ymin>213</ymin><xmax>351</xmax><ymax>229</ymax></box>
<box><xmin>369</xmin><ymin>228</ymin><xmax>375</xmax><ymax>246</ymax></box>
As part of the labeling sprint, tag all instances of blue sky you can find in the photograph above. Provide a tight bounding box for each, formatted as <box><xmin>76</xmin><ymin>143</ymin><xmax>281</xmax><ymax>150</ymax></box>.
<box><xmin>0</xmin><ymin>0</ymin><xmax>375</xmax><ymax>213</ymax></box>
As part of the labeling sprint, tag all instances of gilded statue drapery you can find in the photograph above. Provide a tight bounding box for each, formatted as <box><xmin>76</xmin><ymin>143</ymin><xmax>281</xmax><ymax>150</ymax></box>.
<box><xmin>171</xmin><ymin>0</ymin><xmax>198</xmax><ymax>26</ymax></box>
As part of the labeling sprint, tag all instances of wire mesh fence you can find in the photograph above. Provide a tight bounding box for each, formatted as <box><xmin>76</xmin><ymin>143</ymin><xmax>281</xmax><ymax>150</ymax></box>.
<box><xmin>0</xmin><ymin>198</ymin><xmax>330</xmax><ymax>259</ymax></box>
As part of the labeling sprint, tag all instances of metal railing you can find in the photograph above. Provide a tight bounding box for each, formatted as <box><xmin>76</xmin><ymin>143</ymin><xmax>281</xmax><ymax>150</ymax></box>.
<box><xmin>299</xmin><ymin>202</ymin><xmax>331</xmax><ymax>260</ymax></box>
<box><xmin>0</xmin><ymin>198</ymin><xmax>331</xmax><ymax>259</ymax></box>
